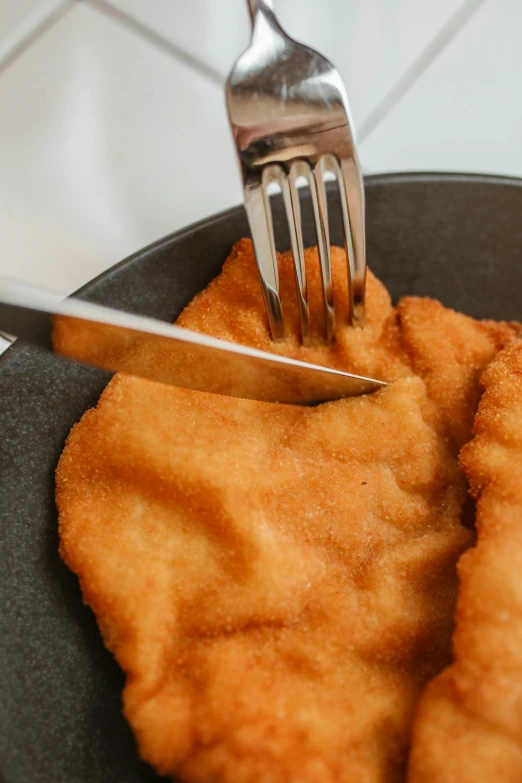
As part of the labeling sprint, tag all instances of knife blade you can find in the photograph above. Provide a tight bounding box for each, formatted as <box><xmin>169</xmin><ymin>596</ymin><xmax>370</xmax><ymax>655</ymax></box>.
<box><xmin>0</xmin><ymin>277</ymin><xmax>387</xmax><ymax>404</ymax></box>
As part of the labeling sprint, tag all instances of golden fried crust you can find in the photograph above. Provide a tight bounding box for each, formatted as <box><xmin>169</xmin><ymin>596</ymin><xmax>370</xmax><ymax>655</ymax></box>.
<box><xmin>53</xmin><ymin>240</ymin><xmax>520</xmax><ymax>421</ymax></box>
<box><xmin>55</xmin><ymin>241</ymin><xmax>518</xmax><ymax>783</ymax></box>
<box><xmin>58</xmin><ymin>374</ymin><xmax>471</xmax><ymax>782</ymax></box>
<box><xmin>54</xmin><ymin>240</ymin><xmax>412</xmax><ymax>384</ymax></box>
<box><xmin>407</xmin><ymin>340</ymin><xmax>522</xmax><ymax>783</ymax></box>
<box><xmin>397</xmin><ymin>297</ymin><xmax>520</xmax><ymax>448</ymax></box>
<box><xmin>176</xmin><ymin>239</ymin><xmax>411</xmax><ymax>384</ymax></box>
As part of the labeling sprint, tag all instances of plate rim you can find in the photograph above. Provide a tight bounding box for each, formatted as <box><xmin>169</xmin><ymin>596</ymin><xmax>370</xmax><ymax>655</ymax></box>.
<box><xmin>2</xmin><ymin>169</ymin><xmax>522</xmax><ymax>373</ymax></box>
<box><xmin>68</xmin><ymin>170</ymin><xmax>522</xmax><ymax>296</ymax></box>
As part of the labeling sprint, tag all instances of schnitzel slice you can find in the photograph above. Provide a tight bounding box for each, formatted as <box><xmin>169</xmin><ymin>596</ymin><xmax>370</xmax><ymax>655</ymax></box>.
<box><xmin>397</xmin><ymin>296</ymin><xmax>520</xmax><ymax>449</ymax></box>
<box><xmin>408</xmin><ymin>339</ymin><xmax>522</xmax><ymax>782</ymax></box>
<box><xmin>53</xmin><ymin>240</ymin><xmax>413</xmax><ymax>385</ymax></box>
<box><xmin>55</xmin><ymin>241</ymin><xmax>520</xmax><ymax>782</ymax></box>
<box><xmin>58</xmin><ymin>374</ymin><xmax>471</xmax><ymax>783</ymax></box>
<box><xmin>53</xmin><ymin>240</ymin><xmax>519</xmax><ymax>427</ymax></box>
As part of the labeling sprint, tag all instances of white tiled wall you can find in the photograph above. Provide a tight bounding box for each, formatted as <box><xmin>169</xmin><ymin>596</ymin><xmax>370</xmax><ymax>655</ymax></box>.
<box><xmin>0</xmin><ymin>0</ymin><xmax>63</xmax><ymax>62</ymax></box>
<box><xmin>105</xmin><ymin>0</ymin><xmax>471</xmax><ymax>127</ymax></box>
<box><xmin>0</xmin><ymin>2</ymin><xmax>240</xmax><ymax>292</ymax></box>
<box><xmin>0</xmin><ymin>0</ymin><xmax>519</xmax><ymax>296</ymax></box>
<box><xmin>360</xmin><ymin>0</ymin><xmax>522</xmax><ymax>176</ymax></box>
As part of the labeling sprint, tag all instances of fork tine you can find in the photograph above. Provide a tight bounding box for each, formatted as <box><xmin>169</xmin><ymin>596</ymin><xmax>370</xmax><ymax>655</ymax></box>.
<box><xmin>340</xmin><ymin>155</ymin><xmax>366</xmax><ymax>324</ymax></box>
<box><xmin>263</xmin><ymin>163</ymin><xmax>309</xmax><ymax>343</ymax></box>
<box><xmin>285</xmin><ymin>162</ymin><xmax>309</xmax><ymax>343</ymax></box>
<box><xmin>310</xmin><ymin>160</ymin><xmax>335</xmax><ymax>341</ymax></box>
<box><xmin>326</xmin><ymin>154</ymin><xmax>355</xmax><ymax>325</ymax></box>
<box><xmin>243</xmin><ymin>175</ymin><xmax>284</xmax><ymax>341</ymax></box>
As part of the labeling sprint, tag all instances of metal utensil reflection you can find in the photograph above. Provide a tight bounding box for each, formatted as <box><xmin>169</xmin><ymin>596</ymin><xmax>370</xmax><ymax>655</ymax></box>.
<box><xmin>0</xmin><ymin>278</ymin><xmax>386</xmax><ymax>405</ymax></box>
<box><xmin>227</xmin><ymin>0</ymin><xmax>366</xmax><ymax>342</ymax></box>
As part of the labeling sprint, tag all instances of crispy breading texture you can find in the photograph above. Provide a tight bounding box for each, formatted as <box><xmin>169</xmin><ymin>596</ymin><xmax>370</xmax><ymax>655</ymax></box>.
<box><xmin>58</xmin><ymin>375</ymin><xmax>472</xmax><ymax>783</ymax></box>
<box><xmin>53</xmin><ymin>240</ymin><xmax>411</xmax><ymax>384</ymax></box>
<box><xmin>175</xmin><ymin>239</ymin><xmax>411</xmax><ymax>383</ymax></box>
<box><xmin>55</xmin><ymin>240</ymin><xmax>519</xmax><ymax>782</ymax></box>
<box><xmin>408</xmin><ymin>339</ymin><xmax>522</xmax><ymax>783</ymax></box>
<box><xmin>397</xmin><ymin>297</ymin><xmax>521</xmax><ymax>448</ymax></box>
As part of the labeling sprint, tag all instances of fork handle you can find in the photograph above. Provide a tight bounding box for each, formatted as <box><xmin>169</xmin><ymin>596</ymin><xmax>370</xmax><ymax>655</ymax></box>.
<box><xmin>247</xmin><ymin>0</ymin><xmax>274</xmax><ymax>24</ymax></box>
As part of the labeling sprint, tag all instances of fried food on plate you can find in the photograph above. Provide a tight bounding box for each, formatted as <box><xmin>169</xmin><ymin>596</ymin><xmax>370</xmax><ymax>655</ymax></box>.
<box><xmin>54</xmin><ymin>239</ymin><xmax>412</xmax><ymax>384</ymax></box>
<box><xmin>58</xmin><ymin>375</ymin><xmax>471</xmax><ymax>783</ymax></box>
<box><xmin>55</xmin><ymin>240</ymin><xmax>519</xmax><ymax>782</ymax></box>
<box><xmin>397</xmin><ymin>297</ymin><xmax>520</xmax><ymax>448</ymax></box>
<box><xmin>54</xmin><ymin>239</ymin><xmax>518</xmax><ymax>434</ymax></box>
<box><xmin>175</xmin><ymin>239</ymin><xmax>412</xmax><ymax>383</ymax></box>
<box><xmin>408</xmin><ymin>339</ymin><xmax>522</xmax><ymax>783</ymax></box>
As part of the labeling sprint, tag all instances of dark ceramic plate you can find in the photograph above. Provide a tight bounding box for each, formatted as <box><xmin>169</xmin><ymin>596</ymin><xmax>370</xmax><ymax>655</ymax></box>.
<box><xmin>2</xmin><ymin>172</ymin><xmax>522</xmax><ymax>783</ymax></box>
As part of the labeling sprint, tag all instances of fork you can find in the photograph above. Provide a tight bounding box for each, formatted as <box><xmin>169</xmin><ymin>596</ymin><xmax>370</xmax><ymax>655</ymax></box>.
<box><xmin>226</xmin><ymin>0</ymin><xmax>366</xmax><ymax>343</ymax></box>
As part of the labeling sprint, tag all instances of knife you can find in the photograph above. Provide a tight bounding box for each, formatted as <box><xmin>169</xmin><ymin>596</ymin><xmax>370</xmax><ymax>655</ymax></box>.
<box><xmin>0</xmin><ymin>277</ymin><xmax>387</xmax><ymax>404</ymax></box>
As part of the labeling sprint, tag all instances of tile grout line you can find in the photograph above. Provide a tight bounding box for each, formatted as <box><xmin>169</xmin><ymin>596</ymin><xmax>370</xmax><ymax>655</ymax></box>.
<box><xmin>0</xmin><ymin>1</ymin><xmax>74</xmax><ymax>77</ymax></box>
<box><xmin>358</xmin><ymin>0</ymin><xmax>488</xmax><ymax>144</ymax></box>
<box><xmin>86</xmin><ymin>0</ymin><xmax>224</xmax><ymax>87</ymax></box>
